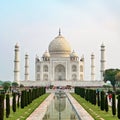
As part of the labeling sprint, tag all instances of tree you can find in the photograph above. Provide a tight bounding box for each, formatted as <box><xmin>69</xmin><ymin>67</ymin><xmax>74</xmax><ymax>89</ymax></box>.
<box><xmin>20</xmin><ymin>84</ymin><xmax>24</xmax><ymax>88</ymax></box>
<box><xmin>12</xmin><ymin>82</ymin><xmax>18</xmax><ymax>87</ymax></box>
<box><xmin>104</xmin><ymin>69</ymin><xmax>120</xmax><ymax>91</ymax></box>
<box><xmin>112</xmin><ymin>93</ymin><xmax>116</xmax><ymax>116</ymax></box>
<box><xmin>12</xmin><ymin>93</ymin><xmax>16</xmax><ymax>112</ymax></box>
<box><xmin>0</xmin><ymin>94</ymin><xmax>4</xmax><ymax>120</ymax></box>
<box><xmin>17</xmin><ymin>93</ymin><xmax>20</xmax><ymax>108</ymax></box>
<box><xmin>117</xmin><ymin>95</ymin><xmax>120</xmax><ymax>119</ymax></box>
<box><xmin>100</xmin><ymin>91</ymin><xmax>105</xmax><ymax>111</ymax></box>
<box><xmin>97</xmin><ymin>91</ymin><xmax>100</xmax><ymax>107</ymax></box>
<box><xmin>2</xmin><ymin>82</ymin><xmax>11</xmax><ymax>92</ymax></box>
<box><xmin>6</xmin><ymin>94</ymin><xmax>10</xmax><ymax>118</ymax></box>
<box><xmin>115</xmin><ymin>72</ymin><xmax>120</xmax><ymax>87</ymax></box>
<box><xmin>105</xmin><ymin>95</ymin><xmax>108</xmax><ymax>112</ymax></box>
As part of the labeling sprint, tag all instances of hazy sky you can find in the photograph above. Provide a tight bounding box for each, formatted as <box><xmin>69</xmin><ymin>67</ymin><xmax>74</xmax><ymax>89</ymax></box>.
<box><xmin>0</xmin><ymin>0</ymin><xmax>120</xmax><ymax>81</ymax></box>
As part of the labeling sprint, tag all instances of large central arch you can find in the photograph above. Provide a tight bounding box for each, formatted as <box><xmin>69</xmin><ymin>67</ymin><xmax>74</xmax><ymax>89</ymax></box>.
<box><xmin>55</xmin><ymin>64</ymin><xmax>65</xmax><ymax>81</ymax></box>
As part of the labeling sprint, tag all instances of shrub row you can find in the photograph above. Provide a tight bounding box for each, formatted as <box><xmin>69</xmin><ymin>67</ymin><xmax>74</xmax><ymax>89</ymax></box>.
<box><xmin>75</xmin><ymin>87</ymin><xmax>120</xmax><ymax>119</ymax></box>
<box><xmin>0</xmin><ymin>86</ymin><xmax>46</xmax><ymax>120</ymax></box>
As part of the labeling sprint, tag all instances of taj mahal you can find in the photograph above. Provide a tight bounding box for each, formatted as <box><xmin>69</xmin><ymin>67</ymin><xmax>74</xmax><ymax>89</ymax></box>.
<box><xmin>14</xmin><ymin>30</ymin><xmax>105</xmax><ymax>87</ymax></box>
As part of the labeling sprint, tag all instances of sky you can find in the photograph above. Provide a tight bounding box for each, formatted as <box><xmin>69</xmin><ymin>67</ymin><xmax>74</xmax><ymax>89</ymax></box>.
<box><xmin>0</xmin><ymin>0</ymin><xmax>120</xmax><ymax>81</ymax></box>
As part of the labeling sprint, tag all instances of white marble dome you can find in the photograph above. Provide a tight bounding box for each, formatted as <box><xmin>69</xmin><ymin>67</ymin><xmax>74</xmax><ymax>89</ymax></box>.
<box><xmin>48</xmin><ymin>33</ymin><xmax>71</xmax><ymax>57</ymax></box>
<box><xmin>42</xmin><ymin>50</ymin><xmax>50</xmax><ymax>58</ymax></box>
<box><xmin>70</xmin><ymin>50</ymin><xmax>78</xmax><ymax>57</ymax></box>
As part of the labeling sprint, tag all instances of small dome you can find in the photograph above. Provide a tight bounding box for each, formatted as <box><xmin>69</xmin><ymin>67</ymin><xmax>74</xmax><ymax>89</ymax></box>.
<box><xmin>15</xmin><ymin>43</ymin><xmax>19</xmax><ymax>48</ymax></box>
<box><xmin>42</xmin><ymin>51</ymin><xmax>50</xmax><ymax>58</ymax></box>
<box><xmin>48</xmin><ymin>30</ymin><xmax>71</xmax><ymax>57</ymax></box>
<box><xmin>70</xmin><ymin>50</ymin><xmax>78</xmax><ymax>57</ymax></box>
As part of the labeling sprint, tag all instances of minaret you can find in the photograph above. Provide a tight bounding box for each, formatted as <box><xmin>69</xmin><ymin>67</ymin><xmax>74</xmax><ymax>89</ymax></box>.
<box><xmin>100</xmin><ymin>43</ymin><xmax>105</xmax><ymax>81</ymax></box>
<box><xmin>14</xmin><ymin>43</ymin><xmax>20</xmax><ymax>84</ymax></box>
<box><xmin>91</xmin><ymin>53</ymin><xmax>95</xmax><ymax>80</ymax></box>
<box><xmin>25</xmin><ymin>54</ymin><xmax>29</xmax><ymax>81</ymax></box>
<box><xmin>59</xmin><ymin>28</ymin><xmax>61</xmax><ymax>36</ymax></box>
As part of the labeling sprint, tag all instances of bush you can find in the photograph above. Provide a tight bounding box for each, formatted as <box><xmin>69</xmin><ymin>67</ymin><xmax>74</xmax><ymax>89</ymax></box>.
<box><xmin>100</xmin><ymin>91</ymin><xmax>105</xmax><ymax>111</ymax></box>
<box><xmin>12</xmin><ymin>93</ymin><xmax>16</xmax><ymax>112</ymax></box>
<box><xmin>105</xmin><ymin>95</ymin><xmax>108</xmax><ymax>112</ymax></box>
<box><xmin>0</xmin><ymin>94</ymin><xmax>5</xmax><ymax>120</ymax></box>
<box><xmin>97</xmin><ymin>91</ymin><xmax>100</xmax><ymax>106</ymax></box>
<box><xmin>112</xmin><ymin>92</ymin><xmax>116</xmax><ymax>116</ymax></box>
<box><xmin>117</xmin><ymin>94</ymin><xmax>120</xmax><ymax>119</ymax></box>
<box><xmin>6</xmin><ymin>94</ymin><xmax>10</xmax><ymax>118</ymax></box>
<box><xmin>21</xmin><ymin>90</ymin><xmax>25</xmax><ymax>108</ymax></box>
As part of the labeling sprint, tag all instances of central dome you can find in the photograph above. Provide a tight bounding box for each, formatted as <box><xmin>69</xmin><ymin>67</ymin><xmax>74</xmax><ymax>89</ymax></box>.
<box><xmin>48</xmin><ymin>31</ymin><xmax>71</xmax><ymax>57</ymax></box>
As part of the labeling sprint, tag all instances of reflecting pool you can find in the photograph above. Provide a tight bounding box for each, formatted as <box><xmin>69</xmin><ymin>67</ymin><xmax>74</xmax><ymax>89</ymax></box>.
<box><xmin>43</xmin><ymin>90</ymin><xmax>79</xmax><ymax>120</ymax></box>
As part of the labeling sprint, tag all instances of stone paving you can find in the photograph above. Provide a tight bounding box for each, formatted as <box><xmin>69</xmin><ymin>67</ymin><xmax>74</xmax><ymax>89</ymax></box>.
<box><xmin>66</xmin><ymin>93</ymin><xmax>94</xmax><ymax>120</ymax></box>
<box><xmin>26</xmin><ymin>93</ymin><xmax>54</xmax><ymax>120</ymax></box>
<box><xmin>26</xmin><ymin>92</ymin><xmax>94</xmax><ymax>120</ymax></box>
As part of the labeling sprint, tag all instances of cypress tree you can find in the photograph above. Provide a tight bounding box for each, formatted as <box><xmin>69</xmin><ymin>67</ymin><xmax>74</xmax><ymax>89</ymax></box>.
<box><xmin>93</xmin><ymin>90</ymin><xmax>96</xmax><ymax>105</ymax></box>
<box><xmin>0</xmin><ymin>94</ymin><xmax>5</xmax><ymax>120</ymax></box>
<box><xmin>6</xmin><ymin>94</ymin><xmax>10</xmax><ymax>118</ymax></box>
<box><xmin>17</xmin><ymin>93</ymin><xmax>20</xmax><ymax>108</ymax></box>
<box><xmin>24</xmin><ymin>90</ymin><xmax>27</xmax><ymax>106</ymax></box>
<box><xmin>97</xmin><ymin>91</ymin><xmax>100</xmax><ymax>106</ymax></box>
<box><xmin>21</xmin><ymin>90</ymin><xmax>25</xmax><ymax>108</ymax></box>
<box><xmin>85</xmin><ymin>89</ymin><xmax>89</xmax><ymax>101</ymax></box>
<box><xmin>29</xmin><ymin>89</ymin><xmax>32</xmax><ymax>103</ymax></box>
<box><xmin>12</xmin><ymin>93</ymin><xmax>16</xmax><ymax>112</ymax></box>
<box><xmin>100</xmin><ymin>91</ymin><xmax>105</xmax><ymax>111</ymax></box>
<box><xmin>112</xmin><ymin>92</ymin><xmax>116</xmax><ymax>116</ymax></box>
<box><xmin>117</xmin><ymin>94</ymin><xmax>120</xmax><ymax>119</ymax></box>
<box><xmin>105</xmin><ymin>95</ymin><xmax>109</xmax><ymax>112</ymax></box>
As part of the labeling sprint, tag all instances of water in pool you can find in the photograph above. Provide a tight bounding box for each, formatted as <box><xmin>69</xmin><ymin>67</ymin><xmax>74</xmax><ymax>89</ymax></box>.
<box><xmin>43</xmin><ymin>90</ymin><xmax>79</xmax><ymax>120</ymax></box>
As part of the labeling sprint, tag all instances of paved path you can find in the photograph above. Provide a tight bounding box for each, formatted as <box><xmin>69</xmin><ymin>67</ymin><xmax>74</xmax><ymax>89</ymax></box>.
<box><xmin>26</xmin><ymin>93</ymin><xmax>54</xmax><ymax>120</ymax></box>
<box><xmin>67</xmin><ymin>93</ymin><xmax>94</xmax><ymax>120</ymax></box>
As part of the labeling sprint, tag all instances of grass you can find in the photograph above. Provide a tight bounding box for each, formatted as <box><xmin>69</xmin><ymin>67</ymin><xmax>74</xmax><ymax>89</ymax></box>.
<box><xmin>4</xmin><ymin>93</ymin><xmax>49</xmax><ymax>120</ymax></box>
<box><xmin>71</xmin><ymin>93</ymin><xmax>118</xmax><ymax>120</ymax></box>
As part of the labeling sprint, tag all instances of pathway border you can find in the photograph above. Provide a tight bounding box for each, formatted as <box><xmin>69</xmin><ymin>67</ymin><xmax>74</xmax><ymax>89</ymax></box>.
<box><xmin>66</xmin><ymin>93</ymin><xmax>94</xmax><ymax>120</ymax></box>
<box><xmin>26</xmin><ymin>93</ymin><xmax>54</xmax><ymax>120</ymax></box>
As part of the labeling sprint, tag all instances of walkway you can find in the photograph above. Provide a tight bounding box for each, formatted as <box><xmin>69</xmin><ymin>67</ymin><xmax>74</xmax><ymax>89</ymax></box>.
<box><xmin>26</xmin><ymin>93</ymin><xmax>54</xmax><ymax>120</ymax></box>
<box><xmin>67</xmin><ymin>93</ymin><xmax>94</xmax><ymax>120</ymax></box>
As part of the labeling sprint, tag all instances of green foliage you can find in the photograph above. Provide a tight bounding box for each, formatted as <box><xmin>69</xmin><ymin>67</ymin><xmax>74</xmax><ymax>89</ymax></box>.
<box><xmin>17</xmin><ymin>93</ymin><xmax>20</xmax><ymax>108</ymax></box>
<box><xmin>85</xmin><ymin>89</ymin><xmax>89</xmax><ymax>101</ymax></box>
<box><xmin>12</xmin><ymin>82</ymin><xmax>18</xmax><ymax>87</ymax></box>
<box><xmin>72</xmin><ymin>93</ymin><xmax>118</xmax><ymax>120</ymax></box>
<box><xmin>93</xmin><ymin>90</ymin><xmax>96</xmax><ymax>105</ymax></box>
<box><xmin>25</xmin><ymin>90</ymin><xmax>28</xmax><ymax>106</ymax></box>
<box><xmin>2</xmin><ymin>82</ymin><xmax>11</xmax><ymax>92</ymax></box>
<box><xmin>12</xmin><ymin>93</ymin><xmax>16</xmax><ymax>112</ymax></box>
<box><xmin>117</xmin><ymin>94</ymin><xmax>120</xmax><ymax>119</ymax></box>
<box><xmin>105</xmin><ymin>95</ymin><xmax>108</xmax><ymax>112</ymax></box>
<box><xmin>20</xmin><ymin>84</ymin><xmax>24</xmax><ymax>88</ymax></box>
<box><xmin>100</xmin><ymin>91</ymin><xmax>105</xmax><ymax>111</ymax></box>
<box><xmin>21</xmin><ymin>90</ymin><xmax>25</xmax><ymax>108</ymax></box>
<box><xmin>104</xmin><ymin>69</ymin><xmax>120</xmax><ymax>90</ymax></box>
<box><xmin>97</xmin><ymin>91</ymin><xmax>100</xmax><ymax>106</ymax></box>
<box><xmin>112</xmin><ymin>93</ymin><xmax>116</xmax><ymax>116</ymax></box>
<box><xmin>74</xmin><ymin>87</ymin><xmax>85</xmax><ymax>98</ymax></box>
<box><xmin>6</xmin><ymin>94</ymin><xmax>10</xmax><ymax>118</ymax></box>
<box><xmin>0</xmin><ymin>94</ymin><xmax>4</xmax><ymax>120</ymax></box>
<box><xmin>4</xmin><ymin>94</ymin><xmax>49</xmax><ymax>120</ymax></box>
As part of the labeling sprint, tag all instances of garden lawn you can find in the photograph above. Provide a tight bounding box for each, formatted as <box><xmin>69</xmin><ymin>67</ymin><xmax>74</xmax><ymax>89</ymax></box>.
<box><xmin>4</xmin><ymin>93</ymin><xmax>49</xmax><ymax>120</ymax></box>
<box><xmin>71</xmin><ymin>93</ymin><xmax>118</xmax><ymax>120</ymax></box>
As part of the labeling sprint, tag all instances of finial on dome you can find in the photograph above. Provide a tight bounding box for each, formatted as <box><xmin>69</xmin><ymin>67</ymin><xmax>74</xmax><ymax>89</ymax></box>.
<box><xmin>59</xmin><ymin>28</ymin><xmax>61</xmax><ymax>36</ymax></box>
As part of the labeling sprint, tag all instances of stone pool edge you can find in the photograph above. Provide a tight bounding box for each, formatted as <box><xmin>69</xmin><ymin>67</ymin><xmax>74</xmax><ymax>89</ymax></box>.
<box><xmin>66</xmin><ymin>93</ymin><xmax>94</xmax><ymax>120</ymax></box>
<box><xmin>26</xmin><ymin>93</ymin><xmax>54</xmax><ymax>120</ymax></box>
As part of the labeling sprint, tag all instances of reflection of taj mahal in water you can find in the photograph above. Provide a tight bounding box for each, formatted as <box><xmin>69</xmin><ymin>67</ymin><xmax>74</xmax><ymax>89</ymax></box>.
<box><xmin>14</xmin><ymin>29</ymin><xmax>105</xmax><ymax>87</ymax></box>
